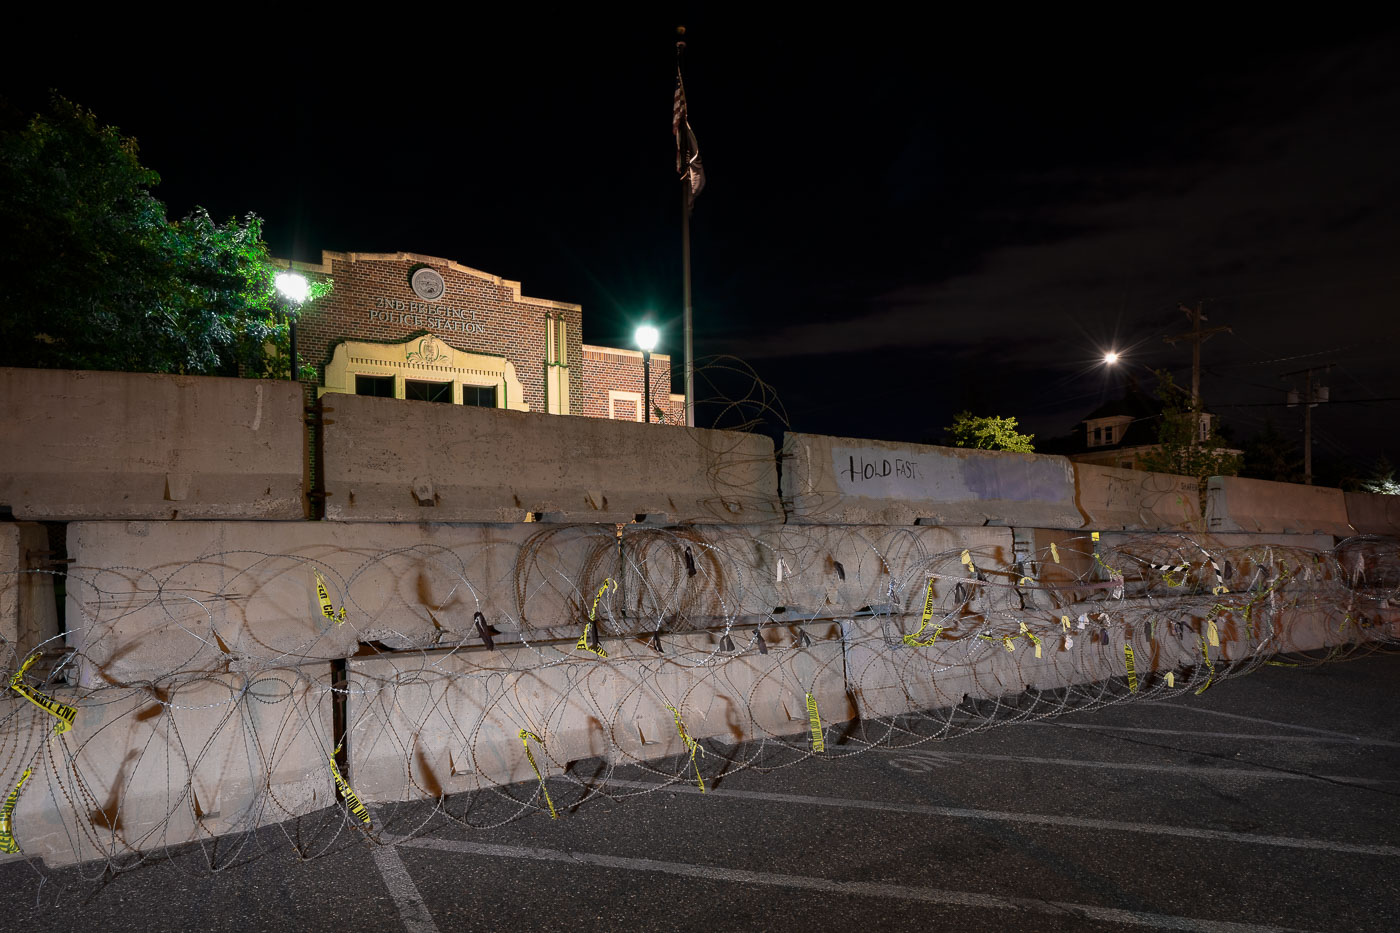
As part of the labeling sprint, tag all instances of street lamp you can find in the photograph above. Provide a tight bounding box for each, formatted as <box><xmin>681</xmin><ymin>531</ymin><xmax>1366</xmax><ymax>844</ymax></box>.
<box><xmin>634</xmin><ymin>323</ymin><xmax>660</xmax><ymax>423</ymax></box>
<box><xmin>275</xmin><ymin>268</ymin><xmax>309</xmax><ymax>381</ymax></box>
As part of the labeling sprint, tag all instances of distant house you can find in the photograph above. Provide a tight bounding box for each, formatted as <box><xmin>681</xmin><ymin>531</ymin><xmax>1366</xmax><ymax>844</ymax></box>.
<box><xmin>1063</xmin><ymin>387</ymin><xmax>1226</xmax><ymax>471</ymax></box>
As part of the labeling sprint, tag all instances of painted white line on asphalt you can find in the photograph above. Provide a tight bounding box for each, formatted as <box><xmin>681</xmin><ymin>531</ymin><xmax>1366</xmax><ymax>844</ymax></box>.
<box><xmin>1045</xmin><ymin>723</ymin><xmax>1400</xmax><ymax>747</ymax></box>
<box><xmin>1143</xmin><ymin>703</ymin><xmax>1394</xmax><ymax>744</ymax></box>
<box><xmin>604</xmin><ymin>779</ymin><xmax>1400</xmax><ymax>857</ymax></box>
<box><xmin>871</xmin><ymin>748</ymin><xmax>1392</xmax><ymax>785</ymax></box>
<box><xmin>399</xmin><ymin>836</ymin><xmax>1317</xmax><ymax>933</ymax></box>
<box><xmin>372</xmin><ymin>842</ymin><xmax>441</xmax><ymax>933</ymax></box>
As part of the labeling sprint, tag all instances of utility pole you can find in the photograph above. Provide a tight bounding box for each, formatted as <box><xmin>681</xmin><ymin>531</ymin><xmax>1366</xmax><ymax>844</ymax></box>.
<box><xmin>1284</xmin><ymin>364</ymin><xmax>1332</xmax><ymax>486</ymax></box>
<box><xmin>1163</xmin><ymin>302</ymin><xmax>1231</xmax><ymax>446</ymax></box>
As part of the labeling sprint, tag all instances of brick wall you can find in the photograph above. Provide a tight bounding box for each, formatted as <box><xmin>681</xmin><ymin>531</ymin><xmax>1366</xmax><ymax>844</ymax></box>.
<box><xmin>288</xmin><ymin>252</ymin><xmax>583</xmax><ymax>414</ymax></box>
<box><xmin>576</xmin><ymin>345</ymin><xmax>686</xmax><ymax>424</ymax></box>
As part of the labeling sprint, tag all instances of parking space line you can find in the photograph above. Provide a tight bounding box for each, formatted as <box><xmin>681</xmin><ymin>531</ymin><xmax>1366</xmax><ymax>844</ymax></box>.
<box><xmin>1044</xmin><ymin>723</ymin><xmax>1400</xmax><ymax>747</ymax></box>
<box><xmin>398</xmin><ymin>837</ymin><xmax>1317</xmax><ymax>932</ymax></box>
<box><xmin>1142</xmin><ymin>703</ymin><xmax>1395</xmax><ymax>744</ymax></box>
<box><xmin>372</xmin><ymin>842</ymin><xmax>441</xmax><ymax>933</ymax></box>
<box><xmin>604</xmin><ymin>779</ymin><xmax>1400</xmax><ymax>857</ymax></box>
<box><xmin>871</xmin><ymin>748</ymin><xmax>1392</xmax><ymax>785</ymax></box>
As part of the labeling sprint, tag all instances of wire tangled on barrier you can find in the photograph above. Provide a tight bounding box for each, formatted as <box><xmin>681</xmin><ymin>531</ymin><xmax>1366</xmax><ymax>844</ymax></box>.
<box><xmin>0</xmin><ymin>525</ymin><xmax>1396</xmax><ymax>885</ymax></box>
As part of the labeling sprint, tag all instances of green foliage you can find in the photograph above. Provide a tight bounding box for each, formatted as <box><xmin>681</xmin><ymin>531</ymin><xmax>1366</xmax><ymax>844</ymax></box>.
<box><xmin>946</xmin><ymin>411</ymin><xmax>1035</xmax><ymax>452</ymax></box>
<box><xmin>1356</xmin><ymin>456</ymin><xmax>1399</xmax><ymax>495</ymax></box>
<box><xmin>1136</xmin><ymin>371</ymin><xmax>1242</xmax><ymax>502</ymax></box>
<box><xmin>0</xmin><ymin>95</ymin><xmax>329</xmax><ymax>376</ymax></box>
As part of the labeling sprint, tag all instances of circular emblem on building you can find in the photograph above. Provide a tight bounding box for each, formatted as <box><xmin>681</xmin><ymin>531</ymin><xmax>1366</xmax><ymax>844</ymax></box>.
<box><xmin>410</xmin><ymin>267</ymin><xmax>445</xmax><ymax>301</ymax></box>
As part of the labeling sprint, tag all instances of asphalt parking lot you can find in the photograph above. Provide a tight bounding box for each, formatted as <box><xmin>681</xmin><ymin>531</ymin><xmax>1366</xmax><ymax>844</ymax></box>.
<box><xmin>3</xmin><ymin>651</ymin><xmax>1398</xmax><ymax>932</ymax></box>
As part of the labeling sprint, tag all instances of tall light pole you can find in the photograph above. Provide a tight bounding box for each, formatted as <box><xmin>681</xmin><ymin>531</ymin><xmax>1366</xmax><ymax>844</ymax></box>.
<box><xmin>275</xmin><ymin>267</ymin><xmax>310</xmax><ymax>381</ymax></box>
<box><xmin>635</xmin><ymin>324</ymin><xmax>659</xmax><ymax>423</ymax></box>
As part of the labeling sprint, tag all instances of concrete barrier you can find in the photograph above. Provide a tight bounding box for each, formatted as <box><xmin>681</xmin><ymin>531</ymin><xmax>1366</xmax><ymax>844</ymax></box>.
<box><xmin>62</xmin><ymin>520</ymin><xmax>1013</xmax><ymax>686</ymax></box>
<box><xmin>1344</xmin><ymin>491</ymin><xmax>1400</xmax><ymax>536</ymax></box>
<box><xmin>1</xmin><ymin>523</ymin><xmax>59</xmax><ymax>661</ymax></box>
<box><xmin>1073</xmin><ymin>464</ymin><xmax>1200</xmax><ymax>531</ymax></box>
<box><xmin>0</xmin><ymin>668</ymin><xmax>332</xmax><ymax>868</ymax></box>
<box><xmin>0</xmin><ymin>368</ymin><xmax>307</xmax><ymax>521</ymax></box>
<box><xmin>1206</xmin><ymin>476</ymin><xmax>1352</xmax><ymax>536</ymax></box>
<box><xmin>781</xmin><ymin>433</ymin><xmax>1082</xmax><ymax>528</ymax></box>
<box><xmin>322</xmin><ymin>394</ymin><xmax>782</xmax><ymax>524</ymax></box>
<box><xmin>347</xmin><ymin>628</ymin><xmax>852</xmax><ymax>804</ymax></box>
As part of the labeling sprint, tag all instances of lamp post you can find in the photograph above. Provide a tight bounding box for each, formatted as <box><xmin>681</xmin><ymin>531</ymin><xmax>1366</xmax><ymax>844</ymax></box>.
<box><xmin>275</xmin><ymin>267</ymin><xmax>310</xmax><ymax>381</ymax></box>
<box><xmin>635</xmin><ymin>324</ymin><xmax>659</xmax><ymax>423</ymax></box>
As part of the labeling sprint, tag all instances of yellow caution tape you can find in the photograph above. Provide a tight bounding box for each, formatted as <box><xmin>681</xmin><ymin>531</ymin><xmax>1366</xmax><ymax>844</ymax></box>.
<box><xmin>960</xmin><ymin>549</ymin><xmax>978</xmax><ymax>577</ymax></box>
<box><xmin>1124</xmin><ymin>645</ymin><xmax>1138</xmax><ymax>693</ymax></box>
<box><xmin>1050</xmin><ymin>542</ymin><xmax>1060</xmax><ymax>564</ymax></box>
<box><xmin>666</xmin><ymin>705</ymin><xmax>706</xmax><ymax>793</ymax></box>
<box><xmin>589</xmin><ymin>578</ymin><xmax>616</xmax><ymax>621</ymax></box>
<box><xmin>314</xmin><ymin>569</ymin><xmax>346</xmax><ymax>624</ymax></box>
<box><xmin>1166</xmin><ymin>671</ymin><xmax>1175</xmax><ymax>688</ymax></box>
<box><xmin>1002</xmin><ymin>635</ymin><xmax>1016</xmax><ymax>652</ymax></box>
<box><xmin>1211</xmin><ymin>585</ymin><xmax>1229</xmax><ymax>596</ymax></box>
<box><xmin>1091</xmin><ymin>531</ymin><xmax>1100</xmax><ymax>543</ymax></box>
<box><xmin>1060</xmin><ymin>615</ymin><xmax>1071</xmax><ymax>632</ymax></box>
<box><xmin>1019</xmin><ymin>623</ymin><xmax>1042</xmax><ymax>658</ymax></box>
<box><xmin>518</xmin><ymin>730</ymin><xmax>558</xmax><ymax>819</ymax></box>
<box><xmin>1195</xmin><ymin>636</ymin><xmax>1215</xmax><ymax>695</ymax></box>
<box><xmin>0</xmin><ymin>769</ymin><xmax>33</xmax><ymax>854</ymax></box>
<box><xmin>328</xmin><ymin>756</ymin><xmax>371</xmax><ymax>826</ymax></box>
<box><xmin>1018</xmin><ymin>576</ymin><xmax>1033</xmax><ymax>586</ymax></box>
<box><xmin>903</xmin><ymin>578</ymin><xmax>943</xmax><ymax>647</ymax></box>
<box><xmin>9</xmin><ymin>654</ymin><xmax>76</xmax><ymax>736</ymax></box>
<box><xmin>576</xmin><ymin>622</ymin><xmax>608</xmax><ymax>659</ymax></box>
<box><xmin>1207</xmin><ymin>620</ymin><xmax>1220</xmax><ymax>648</ymax></box>
<box><xmin>805</xmin><ymin>693</ymin><xmax>825</xmax><ymax>753</ymax></box>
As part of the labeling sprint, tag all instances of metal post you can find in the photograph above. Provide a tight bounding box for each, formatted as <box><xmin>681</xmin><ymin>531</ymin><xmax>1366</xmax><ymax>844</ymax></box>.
<box><xmin>643</xmin><ymin>349</ymin><xmax>652</xmax><ymax>424</ymax></box>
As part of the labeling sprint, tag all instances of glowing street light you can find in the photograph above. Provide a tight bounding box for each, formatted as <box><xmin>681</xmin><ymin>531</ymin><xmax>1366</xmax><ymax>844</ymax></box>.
<box><xmin>1103</xmin><ymin>351</ymin><xmax>1120</xmax><ymax>365</ymax></box>
<box><xmin>275</xmin><ymin>269</ymin><xmax>310</xmax><ymax>382</ymax></box>
<box><xmin>635</xmin><ymin>323</ymin><xmax>660</xmax><ymax>423</ymax></box>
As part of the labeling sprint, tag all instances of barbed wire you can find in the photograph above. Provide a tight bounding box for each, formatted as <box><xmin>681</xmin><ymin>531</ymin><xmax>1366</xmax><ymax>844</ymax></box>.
<box><xmin>1</xmin><ymin>526</ymin><xmax>1394</xmax><ymax>890</ymax></box>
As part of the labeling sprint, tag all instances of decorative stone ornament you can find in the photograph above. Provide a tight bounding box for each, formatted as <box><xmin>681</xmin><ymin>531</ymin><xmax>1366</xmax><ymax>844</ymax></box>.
<box><xmin>410</xmin><ymin>267</ymin><xmax>445</xmax><ymax>301</ymax></box>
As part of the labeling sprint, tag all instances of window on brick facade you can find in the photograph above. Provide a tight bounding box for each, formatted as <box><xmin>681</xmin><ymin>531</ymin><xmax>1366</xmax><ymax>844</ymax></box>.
<box><xmin>462</xmin><ymin>385</ymin><xmax>498</xmax><ymax>408</ymax></box>
<box><xmin>1104</xmin><ymin>425</ymin><xmax>1115</xmax><ymax>444</ymax></box>
<box><xmin>355</xmin><ymin>375</ymin><xmax>394</xmax><ymax>397</ymax></box>
<box><xmin>405</xmin><ymin>380</ymin><xmax>452</xmax><ymax>403</ymax></box>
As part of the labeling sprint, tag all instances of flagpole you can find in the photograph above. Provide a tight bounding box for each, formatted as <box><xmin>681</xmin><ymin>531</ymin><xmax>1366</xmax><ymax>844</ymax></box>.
<box><xmin>677</xmin><ymin>28</ymin><xmax>696</xmax><ymax>428</ymax></box>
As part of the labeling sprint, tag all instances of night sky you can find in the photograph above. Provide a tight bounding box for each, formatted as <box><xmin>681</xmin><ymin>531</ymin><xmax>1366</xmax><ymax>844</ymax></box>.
<box><xmin>6</xmin><ymin>13</ymin><xmax>1399</xmax><ymax>476</ymax></box>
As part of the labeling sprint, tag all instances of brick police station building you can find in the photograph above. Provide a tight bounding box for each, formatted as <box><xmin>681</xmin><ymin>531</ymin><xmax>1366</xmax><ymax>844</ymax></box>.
<box><xmin>286</xmin><ymin>250</ymin><xmax>684</xmax><ymax>424</ymax></box>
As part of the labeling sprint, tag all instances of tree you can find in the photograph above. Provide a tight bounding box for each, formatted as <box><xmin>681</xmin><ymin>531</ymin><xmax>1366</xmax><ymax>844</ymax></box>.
<box><xmin>0</xmin><ymin>95</ymin><xmax>328</xmax><ymax>375</ymax></box>
<box><xmin>946</xmin><ymin>412</ymin><xmax>1035</xmax><ymax>452</ymax></box>
<box><xmin>1136</xmin><ymin>371</ymin><xmax>1241</xmax><ymax>503</ymax></box>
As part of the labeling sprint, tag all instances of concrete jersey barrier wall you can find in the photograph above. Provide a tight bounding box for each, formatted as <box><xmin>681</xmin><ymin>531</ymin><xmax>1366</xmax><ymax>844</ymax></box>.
<box><xmin>1345</xmin><ymin>491</ymin><xmax>1400</xmax><ymax>536</ymax></box>
<box><xmin>0</xmin><ymin>368</ymin><xmax>306</xmax><ymax>520</ymax></box>
<box><xmin>1206</xmin><ymin>475</ymin><xmax>1353</xmax><ymax>536</ymax></box>
<box><xmin>1073</xmin><ymin>464</ymin><xmax>1200</xmax><ymax>532</ymax></box>
<box><xmin>781</xmin><ymin>433</ymin><xmax>1082</xmax><ymax>528</ymax></box>
<box><xmin>322</xmin><ymin>394</ymin><xmax>782</xmax><ymax>524</ymax></box>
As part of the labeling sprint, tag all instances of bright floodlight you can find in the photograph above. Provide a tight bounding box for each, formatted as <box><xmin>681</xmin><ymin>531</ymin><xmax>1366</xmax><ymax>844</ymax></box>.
<box><xmin>1104</xmin><ymin>351</ymin><xmax>1120</xmax><ymax>365</ymax></box>
<box><xmin>276</xmin><ymin>271</ymin><xmax>310</xmax><ymax>304</ymax></box>
<box><xmin>635</xmin><ymin>324</ymin><xmax>660</xmax><ymax>353</ymax></box>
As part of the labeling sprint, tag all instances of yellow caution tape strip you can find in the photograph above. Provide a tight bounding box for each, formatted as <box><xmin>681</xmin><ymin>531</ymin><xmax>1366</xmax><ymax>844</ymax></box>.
<box><xmin>328</xmin><ymin>755</ymin><xmax>371</xmax><ymax>826</ymax></box>
<box><xmin>1125</xmin><ymin>645</ymin><xmax>1138</xmax><ymax>693</ymax></box>
<box><xmin>1050</xmin><ymin>542</ymin><xmax>1060</xmax><ymax>564</ymax></box>
<box><xmin>314</xmin><ymin>569</ymin><xmax>346</xmax><ymax>624</ymax></box>
<box><xmin>0</xmin><ymin>769</ymin><xmax>33</xmax><ymax>854</ymax></box>
<box><xmin>960</xmin><ymin>549</ymin><xmax>976</xmax><ymax>575</ymax></box>
<box><xmin>518</xmin><ymin>730</ymin><xmax>558</xmax><ymax>819</ymax></box>
<box><xmin>589</xmin><ymin>579</ymin><xmax>615</xmax><ymax>621</ymax></box>
<box><xmin>577</xmin><ymin>578</ymin><xmax>616</xmax><ymax>658</ymax></box>
<box><xmin>9</xmin><ymin>654</ymin><xmax>76</xmax><ymax>736</ymax></box>
<box><xmin>666</xmin><ymin>705</ymin><xmax>706</xmax><ymax>793</ymax></box>
<box><xmin>1166</xmin><ymin>671</ymin><xmax>1175</xmax><ymax>688</ymax></box>
<box><xmin>903</xmin><ymin>578</ymin><xmax>943</xmax><ymax>647</ymax></box>
<box><xmin>1196</xmin><ymin>636</ymin><xmax>1215</xmax><ymax>695</ymax></box>
<box><xmin>805</xmin><ymin>694</ymin><xmax>825</xmax><ymax>753</ymax></box>
<box><xmin>1207</xmin><ymin>620</ymin><xmax>1220</xmax><ymax>648</ymax></box>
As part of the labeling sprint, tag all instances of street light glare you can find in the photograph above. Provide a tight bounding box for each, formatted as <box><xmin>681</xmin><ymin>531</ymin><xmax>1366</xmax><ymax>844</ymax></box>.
<box><xmin>635</xmin><ymin>324</ymin><xmax>659</xmax><ymax>353</ymax></box>
<box><xmin>276</xmin><ymin>271</ymin><xmax>310</xmax><ymax>304</ymax></box>
<box><xmin>1104</xmin><ymin>351</ymin><xmax>1120</xmax><ymax>365</ymax></box>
